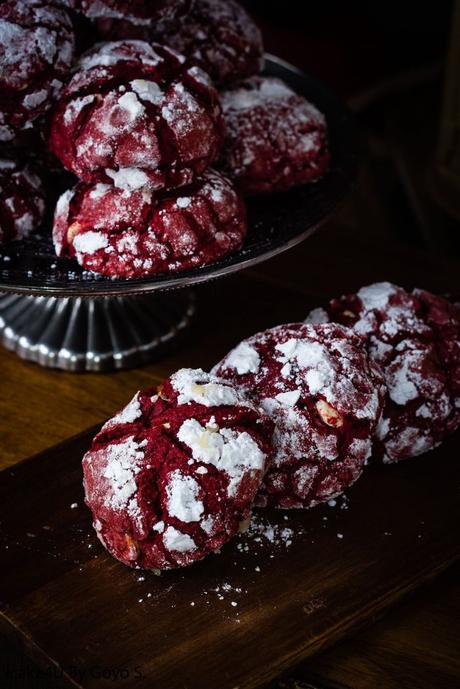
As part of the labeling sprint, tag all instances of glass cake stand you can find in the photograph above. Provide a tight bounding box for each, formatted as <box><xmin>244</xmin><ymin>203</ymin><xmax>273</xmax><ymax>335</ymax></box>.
<box><xmin>0</xmin><ymin>55</ymin><xmax>359</xmax><ymax>371</ymax></box>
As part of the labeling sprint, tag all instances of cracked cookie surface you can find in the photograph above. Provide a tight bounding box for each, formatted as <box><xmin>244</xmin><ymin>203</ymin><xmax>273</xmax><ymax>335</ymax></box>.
<box><xmin>307</xmin><ymin>282</ymin><xmax>460</xmax><ymax>463</ymax></box>
<box><xmin>53</xmin><ymin>168</ymin><xmax>246</xmax><ymax>277</ymax></box>
<box><xmin>213</xmin><ymin>323</ymin><xmax>385</xmax><ymax>508</ymax></box>
<box><xmin>0</xmin><ymin>158</ymin><xmax>46</xmax><ymax>244</ymax></box>
<box><xmin>83</xmin><ymin>368</ymin><xmax>273</xmax><ymax>570</ymax></box>
<box><xmin>0</xmin><ymin>0</ymin><xmax>75</xmax><ymax>141</ymax></box>
<box><xmin>48</xmin><ymin>40</ymin><xmax>224</xmax><ymax>190</ymax></box>
<box><xmin>219</xmin><ymin>76</ymin><xmax>330</xmax><ymax>195</ymax></box>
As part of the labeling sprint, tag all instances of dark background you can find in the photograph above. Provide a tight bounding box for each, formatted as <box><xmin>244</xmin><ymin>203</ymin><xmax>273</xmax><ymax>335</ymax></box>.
<box><xmin>240</xmin><ymin>0</ymin><xmax>459</xmax><ymax>258</ymax></box>
<box><xmin>244</xmin><ymin>0</ymin><xmax>452</xmax><ymax>99</ymax></box>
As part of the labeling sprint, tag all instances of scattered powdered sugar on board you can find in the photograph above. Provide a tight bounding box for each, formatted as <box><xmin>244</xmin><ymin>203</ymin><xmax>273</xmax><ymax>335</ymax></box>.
<box><xmin>326</xmin><ymin>495</ymin><xmax>349</xmax><ymax>510</ymax></box>
<box><xmin>205</xmin><ymin>581</ymin><xmax>247</xmax><ymax>602</ymax></box>
<box><xmin>237</xmin><ymin>513</ymin><xmax>305</xmax><ymax>555</ymax></box>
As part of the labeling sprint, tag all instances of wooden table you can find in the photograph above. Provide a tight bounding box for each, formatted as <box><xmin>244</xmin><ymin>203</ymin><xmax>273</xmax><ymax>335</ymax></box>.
<box><xmin>1</xmin><ymin>175</ymin><xmax>459</xmax><ymax>688</ymax></box>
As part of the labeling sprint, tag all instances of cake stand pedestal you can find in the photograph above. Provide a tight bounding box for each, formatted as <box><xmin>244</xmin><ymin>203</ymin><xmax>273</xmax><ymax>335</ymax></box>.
<box><xmin>0</xmin><ymin>290</ymin><xmax>195</xmax><ymax>371</ymax></box>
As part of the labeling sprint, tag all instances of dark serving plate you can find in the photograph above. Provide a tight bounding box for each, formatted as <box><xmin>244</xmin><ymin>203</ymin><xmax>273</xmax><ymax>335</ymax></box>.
<box><xmin>0</xmin><ymin>54</ymin><xmax>360</xmax><ymax>297</ymax></box>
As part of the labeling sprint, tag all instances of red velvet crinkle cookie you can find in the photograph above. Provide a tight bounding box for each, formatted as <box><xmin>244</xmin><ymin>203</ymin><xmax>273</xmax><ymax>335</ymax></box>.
<box><xmin>47</xmin><ymin>40</ymin><xmax>224</xmax><ymax>189</ymax></box>
<box><xmin>306</xmin><ymin>282</ymin><xmax>460</xmax><ymax>463</ymax></box>
<box><xmin>53</xmin><ymin>168</ymin><xmax>246</xmax><ymax>277</ymax></box>
<box><xmin>92</xmin><ymin>0</ymin><xmax>263</xmax><ymax>86</ymax></box>
<box><xmin>213</xmin><ymin>323</ymin><xmax>385</xmax><ymax>509</ymax></box>
<box><xmin>0</xmin><ymin>159</ymin><xmax>46</xmax><ymax>244</ymax></box>
<box><xmin>219</xmin><ymin>76</ymin><xmax>330</xmax><ymax>195</ymax></box>
<box><xmin>71</xmin><ymin>0</ymin><xmax>191</xmax><ymax>23</ymax></box>
<box><xmin>0</xmin><ymin>0</ymin><xmax>75</xmax><ymax>142</ymax></box>
<box><xmin>149</xmin><ymin>0</ymin><xmax>263</xmax><ymax>87</ymax></box>
<box><xmin>82</xmin><ymin>368</ymin><xmax>273</xmax><ymax>570</ymax></box>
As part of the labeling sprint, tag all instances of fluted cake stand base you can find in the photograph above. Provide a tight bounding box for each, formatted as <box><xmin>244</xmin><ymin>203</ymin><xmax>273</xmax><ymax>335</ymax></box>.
<box><xmin>0</xmin><ymin>291</ymin><xmax>195</xmax><ymax>372</ymax></box>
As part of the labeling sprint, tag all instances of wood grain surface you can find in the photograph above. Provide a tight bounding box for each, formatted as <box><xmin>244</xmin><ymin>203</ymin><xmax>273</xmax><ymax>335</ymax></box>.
<box><xmin>304</xmin><ymin>560</ymin><xmax>460</xmax><ymax>689</ymax></box>
<box><xmin>0</xmin><ymin>423</ymin><xmax>459</xmax><ymax>689</ymax></box>
<box><xmin>1</xmin><ymin>206</ymin><xmax>458</xmax><ymax>471</ymax></box>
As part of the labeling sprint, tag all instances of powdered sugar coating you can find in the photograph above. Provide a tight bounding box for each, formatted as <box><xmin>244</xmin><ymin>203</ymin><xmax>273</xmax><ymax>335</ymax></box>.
<box><xmin>52</xmin><ymin>168</ymin><xmax>246</xmax><ymax>278</ymax></box>
<box><xmin>48</xmin><ymin>40</ymin><xmax>224</xmax><ymax>189</ymax></box>
<box><xmin>213</xmin><ymin>323</ymin><xmax>386</xmax><ymax>508</ymax></box>
<box><xmin>0</xmin><ymin>158</ymin><xmax>45</xmax><ymax>244</ymax></box>
<box><xmin>166</xmin><ymin>470</ymin><xmax>204</xmax><ymax>523</ymax></box>
<box><xmin>223</xmin><ymin>341</ymin><xmax>260</xmax><ymax>375</ymax></box>
<box><xmin>163</xmin><ymin>526</ymin><xmax>196</xmax><ymax>553</ymax></box>
<box><xmin>0</xmin><ymin>0</ymin><xmax>75</xmax><ymax>141</ymax></box>
<box><xmin>76</xmin><ymin>39</ymin><xmax>166</xmax><ymax>72</ymax></box>
<box><xmin>101</xmin><ymin>436</ymin><xmax>146</xmax><ymax>512</ymax></box>
<box><xmin>72</xmin><ymin>0</ymin><xmax>191</xmax><ymax>24</ymax></box>
<box><xmin>306</xmin><ymin>282</ymin><xmax>460</xmax><ymax>462</ymax></box>
<box><xmin>103</xmin><ymin>392</ymin><xmax>142</xmax><ymax>428</ymax></box>
<box><xmin>171</xmin><ymin>368</ymin><xmax>244</xmax><ymax>407</ymax></box>
<box><xmin>82</xmin><ymin>368</ymin><xmax>273</xmax><ymax>570</ymax></box>
<box><xmin>151</xmin><ymin>0</ymin><xmax>263</xmax><ymax>86</ymax></box>
<box><xmin>177</xmin><ymin>419</ymin><xmax>266</xmax><ymax>497</ymax></box>
<box><xmin>93</xmin><ymin>0</ymin><xmax>263</xmax><ymax>87</ymax></box>
<box><xmin>219</xmin><ymin>76</ymin><xmax>330</xmax><ymax>195</ymax></box>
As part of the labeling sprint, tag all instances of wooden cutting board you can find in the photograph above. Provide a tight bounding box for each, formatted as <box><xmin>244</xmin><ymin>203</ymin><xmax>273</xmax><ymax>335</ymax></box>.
<box><xmin>0</xmin><ymin>425</ymin><xmax>459</xmax><ymax>689</ymax></box>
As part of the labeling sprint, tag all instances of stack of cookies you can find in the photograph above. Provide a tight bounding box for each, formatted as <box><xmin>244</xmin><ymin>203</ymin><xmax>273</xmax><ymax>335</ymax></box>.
<box><xmin>0</xmin><ymin>0</ymin><xmax>330</xmax><ymax>277</ymax></box>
